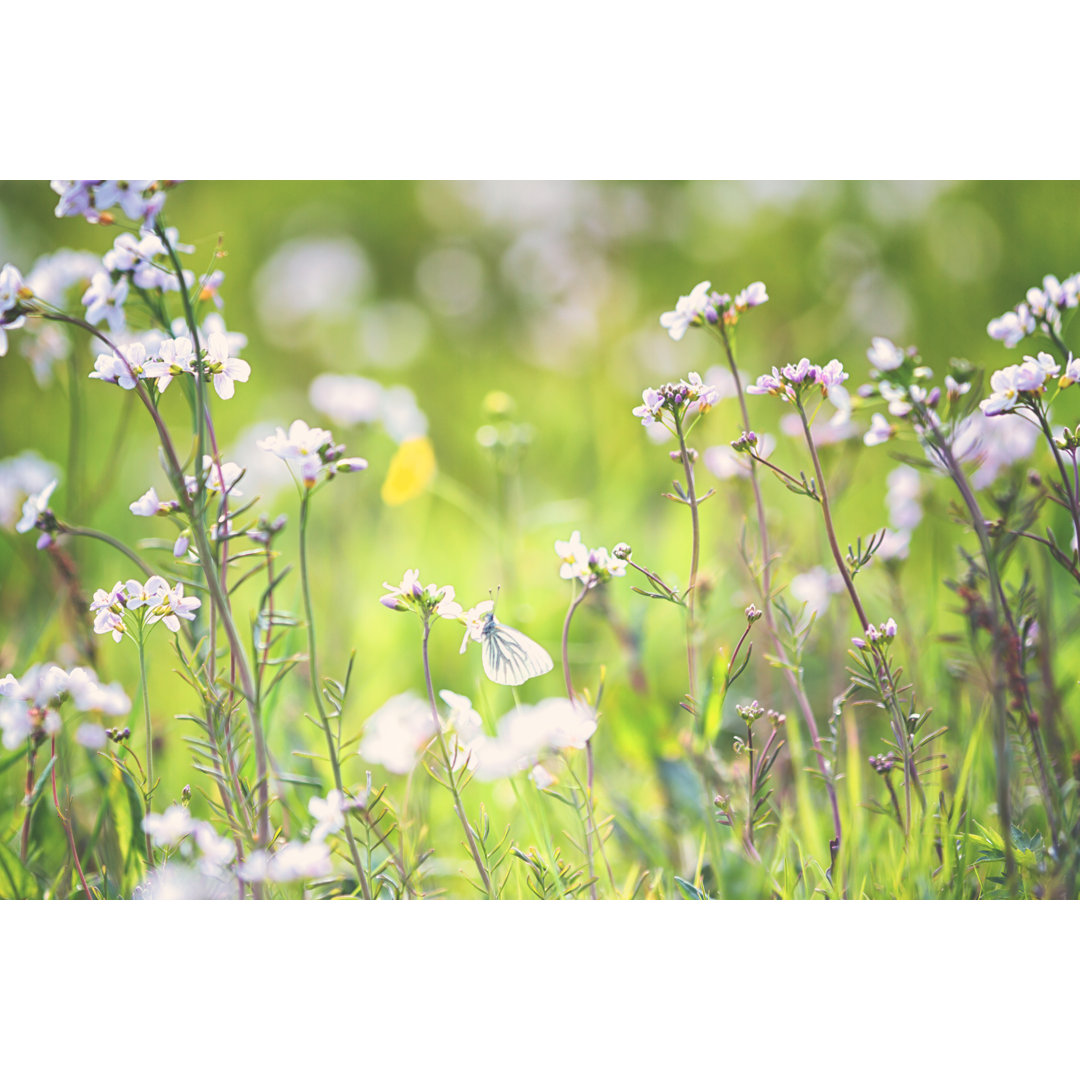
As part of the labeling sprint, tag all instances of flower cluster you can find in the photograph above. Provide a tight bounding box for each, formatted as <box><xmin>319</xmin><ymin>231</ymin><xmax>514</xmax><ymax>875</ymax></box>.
<box><xmin>747</xmin><ymin>357</ymin><xmax>850</xmax><ymax>419</ymax></box>
<box><xmin>659</xmin><ymin>279</ymin><xmax>768</xmax><ymax>341</ymax></box>
<box><xmin>632</xmin><ymin>372</ymin><xmax>720</xmax><ymax>429</ymax></box>
<box><xmin>1</xmin><ymin>663</ymin><xmax>131</xmax><ymax>751</ymax></box>
<box><xmin>987</xmin><ymin>273</ymin><xmax>1080</xmax><ymax>348</ymax></box>
<box><xmin>979</xmin><ymin>352</ymin><xmax>1067</xmax><ymax>417</ymax></box>
<box><xmin>91</xmin><ymin>332</ymin><xmax>249</xmax><ymax>400</ymax></box>
<box><xmin>554</xmin><ymin>530</ymin><xmax>627</xmax><ymax>587</ymax></box>
<box><xmin>852</xmin><ymin>617</ymin><xmax>898</xmax><ymax>650</ymax></box>
<box><xmin>51</xmin><ymin>181</ymin><xmax>176</xmax><ymax>228</ymax></box>
<box><xmin>90</xmin><ymin>576</ymin><xmax>201</xmax><ymax>642</ymax></box>
<box><xmin>379</xmin><ymin>569</ymin><xmax>462</xmax><ymax>621</ymax></box>
<box><xmin>258</xmin><ymin>419</ymin><xmax>367</xmax><ymax>487</ymax></box>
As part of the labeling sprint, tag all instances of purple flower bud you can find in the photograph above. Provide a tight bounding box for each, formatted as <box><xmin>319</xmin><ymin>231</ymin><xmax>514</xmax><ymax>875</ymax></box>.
<box><xmin>173</xmin><ymin>535</ymin><xmax>190</xmax><ymax>558</ymax></box>
<box><xmin>36</xmin><ymin>533</ymin><xmax>54</xmax><ymax>551</ymax></box>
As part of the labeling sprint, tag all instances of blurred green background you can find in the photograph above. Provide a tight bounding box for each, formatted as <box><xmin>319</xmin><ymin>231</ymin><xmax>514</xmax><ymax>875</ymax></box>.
<box><xmin>2</xmin><ymin>180</ymin><xmax>1078</xmax><ymax>895</ymax></box>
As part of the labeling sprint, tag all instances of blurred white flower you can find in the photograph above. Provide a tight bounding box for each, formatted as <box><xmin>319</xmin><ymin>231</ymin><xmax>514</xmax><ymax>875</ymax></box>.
<box><xmin>358</xmin><ymin>692</ymin><xmax>437</xmax><ymax>774</ymax></box>
<box><xmin>309</xmin><ymin>789</ymin><xmax>347</xmax><ymax>843</ymax></box>
<box><xmin>886</xmin><ymin>465</ymin><xmax>923</xmax><ymax>530</ymax></box>
<box><xmin>790</xmin><ymin>567</ymin><xmax>844</xmax><ymax>620</ymax></box>
<box><xmin>143</xmin><ymin>805</ymin><xmax>194</xmax><ymax>847</ymax></box>
<box><xmin>255</xmin><ymin>237</ymin><xmax>372</xmax><ymax>333</ymax></box>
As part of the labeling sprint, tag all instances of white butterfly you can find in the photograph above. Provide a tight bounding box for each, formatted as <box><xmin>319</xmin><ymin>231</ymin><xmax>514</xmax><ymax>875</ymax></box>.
<box><xmin>459</xmin><ymin>601</ymin><xmax>554</xmax><ymax>686</ymax></box>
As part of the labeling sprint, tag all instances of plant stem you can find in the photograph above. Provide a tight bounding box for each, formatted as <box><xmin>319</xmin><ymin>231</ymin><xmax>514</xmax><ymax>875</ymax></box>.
<box><xmin>136</xmin><ymin>626</ymin><xmax>156</xmax><ymax>869</ymax></box>
<box><xmin>796</xmin><ymin>400</ymin><xmax>923</xmax><ymax>828</ymax></box>
<box><xmin>299</xmin><ymin>493</ymin><xmax>371</xmax><ymax>900</ymax></box>
<box><xmin>20</xmin><ymin>744</ymin><xmax>36</xmax><ymax>862</ymax></box>
<box><xmin>51</xmin><ymin>738</ymin><xmax>91</xmax><ymax>899</ymax></box>
<box><xmin>672</xmin><ymin>410</ymin><xmax>700</xmax><ymax>705</ymax></box>
<box><xmin>715</xmin><ymin>323</ymin><xmax>843</xmax><ymax>863</ymax></box>
<box><xmin>420</xmin><ymin>621</ymin><xmax>495</xmax><ymax>897</ymax></box>
<box><xmin>562</xmin><ymin>580</ymin><xmax>599</xmax><ymax>898</ymax></box>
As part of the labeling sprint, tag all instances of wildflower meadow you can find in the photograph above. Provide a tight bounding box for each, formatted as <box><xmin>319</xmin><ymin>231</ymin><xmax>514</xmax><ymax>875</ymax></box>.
<box><xmin>4</xmin><ymin>179</ymin><xmax>1080</xmax><ymax>901</ymax></box>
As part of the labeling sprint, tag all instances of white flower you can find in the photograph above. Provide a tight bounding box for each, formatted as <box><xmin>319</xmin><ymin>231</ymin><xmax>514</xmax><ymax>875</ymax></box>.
<box><xmin>555</xmin><ymin>530</ymin><xmax>590</xmax><ymax>582</ymax></box>
<box><xmin>980</xmin><ymin>365</ymin><xmax>1026</xmax><ymax>416</ymax></box>
<box><xmin>659</xmin><ymin>280</ymin><xmax>712</xmax><ymax>342</ymax></box>
<box><xmin>143</xmin><ymin>336</ymin><xmax>195</xmax><ymax>392</ymax></box>
<box><xmin>205</xmin><ymin>332</ymin><xmax>251</xmax><ymax>400</ymax></box>
<box><xmin>16</xmin><ymin>479</ymin><xmax>57</xmax><ymax>534</ymax></box>
<box><xmin>145</xmin><ymin>582</ymin><xmax>201</xmax><ymax>632</ymax></box>
<box><xmin>258</xmin><ymin>419</ymin><xmax>333</xmax><ymax>485</ymax></box>
<box><xmin>309</xmin><ymin>790</ymin><xmax>348</xmax><ymax>842</ymax></box>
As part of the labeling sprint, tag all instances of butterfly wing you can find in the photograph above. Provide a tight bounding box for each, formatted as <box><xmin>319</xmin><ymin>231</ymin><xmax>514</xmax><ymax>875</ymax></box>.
<box><xmin>482</xmin><ymin>622</ymin><xmax>554</xmax><ymax>686</ymax></box>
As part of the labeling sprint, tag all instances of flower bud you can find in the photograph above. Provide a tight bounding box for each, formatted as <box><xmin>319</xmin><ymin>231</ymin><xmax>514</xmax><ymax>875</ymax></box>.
<box><xmin>745</xmin><ymin>604</ymin><xmax>762</xmax><ymax>624</ymax></box>
<box><xmin>173</xmin><ymin>533</ymin><xmax>190</xmax><ymax>559</ymax></box>
<box><xmin>612</xmin><ymin>542</ymin><xmax>631</xmax><ymax>560</ymax></box>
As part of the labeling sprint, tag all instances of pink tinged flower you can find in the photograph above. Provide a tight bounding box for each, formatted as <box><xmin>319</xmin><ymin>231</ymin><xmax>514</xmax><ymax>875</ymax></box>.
<box><xmin>380</xmin><ymin>568</ymin><xmax>424</xmax><ymax>610</ymax></box>
<box><xmin>659</xmin><ymin>280</ymin><xmax>712</xmax><ymax>342</ymax></box>
<box><xmin>205</xmin><ymin>333</ymin><xmax>250</xmax><ymax>400</ymax></box>
<box><xmin>882</xmin><ymin>617</ymin><xmax>898</xmax><ymax>638</ymax></box>
<box><xmin>129</xmin><ymin>487</ymin><xmax>165</xmax><ymax>517</ymax></box>
<box><xmin>747</xmin><ymin>369</ymin><xmax>784</xmax><ymax>396</ymax></box>
<box><xmin>1062</xmin><ymin>354</ymin><xmax>1080</xmax><ymax>388</ymax></box>
<box><xmin>330</xmin><ymin>457</ymin><xmax>368</xmax><ymax>475</ymax></box>
<box><xmin>92</xmin><ymin>609</ymin><xmax>125</xmax><ymax>642</ymax></box>
<box><xmin>198</xmin><ymin>270</ymin><xmax>226</xmax><ymax>310</ymax></box>
<box><xmin>864</xmin><ymin>413</ymin><xmax>895</xmax><ymax>447</ymax></box>
<box><xmin>867</xmin><ymin>336</ymin><xmax>904</xmax><ymax>371</ymax></box>
<box><xmin>734</xmin><ymin>281</ymin><xmax>768</xmax><ymax>310</ymax></box>
<box><xmin>987</xmin><ymin>309</ymin><xmax>1032</xmax><ymax>348</ymax></box>
<box><xmin>818</xmin><ymin>359</ymin><xmax>849</xmax><ymax>389</ymax></box>
<box><xmin>632</xmin><ymin>387</ymin><xmax>663</xmax><ymax>425</ymax></box>
<box><xmin>51</xmin><ymin>181</ymin><xmax>99</xmax><ymax>221</ymax></box>
<box><xmin>76</xmin><ymin>724</ymin><xmax>108</xmax><ymax>750</ymax></box>
<box><xmin>686</xmin><ymin>370</ymin><xmax>720</xmax><ymax>410</ymax></box>
<box><xmin>0</xmin><ymin>263</ymin><xmax>25</xmax><ymax>317</ymax></box>
<box><xmin>16</xmin><ymin>479</ymin><xmax>57</xmax><ymax>534</ymax></box>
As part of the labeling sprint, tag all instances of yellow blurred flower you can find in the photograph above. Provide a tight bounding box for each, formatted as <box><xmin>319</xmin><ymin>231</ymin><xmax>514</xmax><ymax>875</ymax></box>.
<box><xmin>381</xmin><ymin>436</ymin><xmax>436</xmax><ymax>506</ymax></box>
